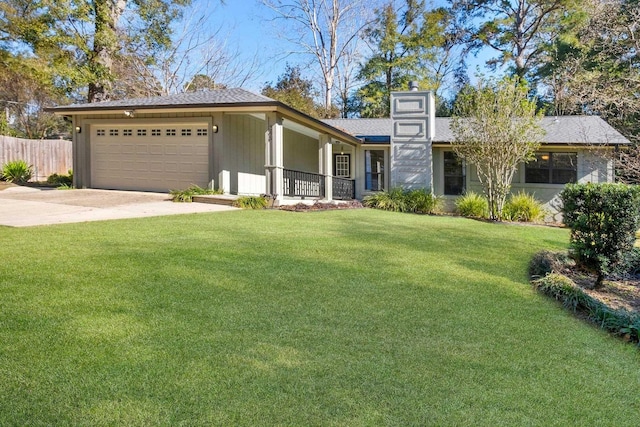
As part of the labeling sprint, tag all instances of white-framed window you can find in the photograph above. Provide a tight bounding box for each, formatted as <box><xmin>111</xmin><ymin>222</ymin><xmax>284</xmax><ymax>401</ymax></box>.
<box><xmin>181</xmin><ymin>128</ymin><xmax>192</xmax><ymax>136</ymax></box>
<box><xmin>151</xmin><ymin>129</ymin><xmax>161</xmax><ymax>136</ymax></box>
<box><xmin>109</xmin><ymin>129</ymin><xmax>118</xmax><ymax>136</ymax></box>
<box><xmin>365</xmin><ymin>150</ymin><xmax>385</xmax><ymax>191</ymax></box>
<box><xmin>123</xmin><ymin>129</ymin><xmax>132</xmax><ymax>136</ymax></box>
<box><xmin>197</xmin><ymin>128</ymin><xmax>208</xmax><ymax>136</ymax></box>
<box><xmin>96</xmin><ymin>129</ymin><xmax>105</xmax><ymax>136</ymax></box>
<box><xmin>166</xmin><ymin>129</ymin><xmax>176</xmax><ymax>136</ymax></box>
<box><xmin>137</xmin><ymin>129</ymin><xmax>147</xmax><ymax>136</ymax></box>
<box><xmin>334</xmin><ymin>154</ymin><xmax>350</xmax><ymax>178</ymax></box>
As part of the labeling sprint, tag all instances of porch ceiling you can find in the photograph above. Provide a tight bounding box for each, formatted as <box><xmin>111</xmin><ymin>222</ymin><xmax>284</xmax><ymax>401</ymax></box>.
<box><xmin>283</xmin><ymin>118</ymin><xmax>320</xmax><ymax>140</ymax></box>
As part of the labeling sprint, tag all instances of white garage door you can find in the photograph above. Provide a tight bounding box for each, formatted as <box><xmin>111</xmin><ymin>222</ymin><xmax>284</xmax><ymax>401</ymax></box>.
<box><xmin>91</xmin><ymin>124</ymin><xmax>210</xmax><ymax>192</ymax></box>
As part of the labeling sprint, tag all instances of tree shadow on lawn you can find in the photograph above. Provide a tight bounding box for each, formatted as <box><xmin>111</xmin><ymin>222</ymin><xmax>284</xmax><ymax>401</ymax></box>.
<box><xmin>7</xmin><ymin>213</ymin><xmax>634</xmax><ymax>425</ymax></box>
<box><xmin>330</xmin><ymin>212</ymin><xmax>568</xmax><ymax>285</ymax></box>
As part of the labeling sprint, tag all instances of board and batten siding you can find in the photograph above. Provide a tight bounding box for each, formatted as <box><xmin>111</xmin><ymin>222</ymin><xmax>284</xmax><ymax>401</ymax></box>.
<box><xmin>224</xmin><ymin>114</ymin><xmax>266</xmax><ymax>195</ymax></box>
<box><xmin>283</xmin><ymin>128</ymin><xmax>318</xmax><ymax>173</ymax></box>
<box><xmin>0</xmin><ymin>135</ymin><xmax>72</xmax><ymax>181</ymax></box>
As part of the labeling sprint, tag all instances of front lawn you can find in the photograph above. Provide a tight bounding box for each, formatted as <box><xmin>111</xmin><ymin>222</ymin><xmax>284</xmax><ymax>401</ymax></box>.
<box><xmin>1</xmin><ymin>210</ymin><xmax>638</xmax><ymax>425</ymax></box>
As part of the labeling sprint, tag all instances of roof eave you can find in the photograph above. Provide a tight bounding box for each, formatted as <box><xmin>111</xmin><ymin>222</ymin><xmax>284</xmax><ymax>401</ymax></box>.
<box><xmin>45</xmin><ymin>101</ymin><xmax>280</xmax><ymax>114</ymax></box>
<box><xmin>47</xmin><ymin>100</ymin><xmax>362</xmax><ymax>146</ymax></box>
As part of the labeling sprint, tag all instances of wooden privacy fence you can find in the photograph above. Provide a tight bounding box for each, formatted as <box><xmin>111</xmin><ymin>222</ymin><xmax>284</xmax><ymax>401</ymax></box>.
<box><xmin>0</xmin><ymin>136</ymin><xmax>72</xmax><ymax>181</ymax></box>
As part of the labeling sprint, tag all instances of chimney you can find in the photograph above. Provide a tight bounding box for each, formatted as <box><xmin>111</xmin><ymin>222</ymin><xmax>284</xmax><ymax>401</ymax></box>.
<box><xmin>389</xmin><ymin>86</ymin><xmax>435</xmax><ymax>191</ymax></box>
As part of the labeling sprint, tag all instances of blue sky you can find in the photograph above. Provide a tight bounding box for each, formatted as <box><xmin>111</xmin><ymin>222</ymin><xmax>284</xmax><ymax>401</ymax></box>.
<box><xmin>196</xmin><ymin>0</ymin><xmax>288</xmax><ymax>91</ymax></box>
<box><xmin>193</xmin><ymin>0</ymin><xmax>493</xmax><ymax>94</ymax></box>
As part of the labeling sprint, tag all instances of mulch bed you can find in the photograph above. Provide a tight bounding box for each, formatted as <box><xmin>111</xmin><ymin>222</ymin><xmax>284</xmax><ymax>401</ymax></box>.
<box><xmin>553</xmin><ymin>262</ymin><xmax>640</xmax><ymax>315</ymax></box>
<box><xmin>279</xmin><ymin>200</ymin><xmax>364</xmax><ymax>212</ymax></box>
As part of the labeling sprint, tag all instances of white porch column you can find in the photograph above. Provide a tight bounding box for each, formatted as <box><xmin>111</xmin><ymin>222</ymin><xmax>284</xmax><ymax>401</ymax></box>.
<box><xmin>265</xmin><ymin>113</ymin><xmax>284</xmax><ymax>203</ymax></box>
<box><xmin>319</xmin><ymin>134</ymin><xmax>333</xmax><ymax>201</ymax></box>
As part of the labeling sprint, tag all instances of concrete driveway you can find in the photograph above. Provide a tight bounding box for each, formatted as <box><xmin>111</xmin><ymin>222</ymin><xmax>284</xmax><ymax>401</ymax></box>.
<box><xmin>0</xmin><ymin>186</ymin><xmax>237</xmax><ymax>227</ymax></box>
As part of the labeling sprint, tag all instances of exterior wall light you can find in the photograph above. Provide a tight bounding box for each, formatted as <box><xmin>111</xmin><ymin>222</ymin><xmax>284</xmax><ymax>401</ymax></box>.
<box><xmin>123</xmin><ymin>110</ymin><xmax>135</xmax><ymax>117</ymax></box>
<box><xmin>212</xmin><ymin>125</ymin><xmax>219</xmax><ymax>133</ymax></box>
<box><xmin>75</xmin><ymin>126</ymin><xmax>81</xmax><ymax>133</ymax></box>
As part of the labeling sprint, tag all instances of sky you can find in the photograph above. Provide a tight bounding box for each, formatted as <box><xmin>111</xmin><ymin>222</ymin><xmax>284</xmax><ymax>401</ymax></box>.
<box><xmin>194</xmin><ymin>0</ymin><xmax>292</xmax><ymax>91</ymax></box>
<box><xmin>188</xmin><ymin>0</ymin><xmax>494</xmax><ymax>95</ymax></box>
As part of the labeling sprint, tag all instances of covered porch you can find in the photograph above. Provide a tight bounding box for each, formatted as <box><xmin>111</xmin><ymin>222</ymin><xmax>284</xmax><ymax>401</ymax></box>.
<box><xmin>215</xmin><ymin>112</ymin><xmax>359</xmax><ymax>204</ymax></box>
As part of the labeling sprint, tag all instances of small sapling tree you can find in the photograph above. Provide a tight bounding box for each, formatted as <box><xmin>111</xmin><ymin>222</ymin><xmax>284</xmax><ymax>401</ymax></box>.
<box><xmin>451</xmin><ymin>77</ymin><xmax>544</xmax><ymax>220</ymax></box>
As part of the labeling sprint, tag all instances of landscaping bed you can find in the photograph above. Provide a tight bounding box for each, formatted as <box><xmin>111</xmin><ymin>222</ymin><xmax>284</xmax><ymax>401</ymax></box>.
<box><xmin>531</xmin><ymin>251</ymin><xmax>640</xmax><ymax>344</ymax></box>
<box><xmin>573</xmin><ymin>274</ymin><xmax>640</xmax><ymax>314</ymax></box>
<box><xmin>279</xmin><ymin>200</ymin><xmax>363</xmax><ymax>211</ymax></box>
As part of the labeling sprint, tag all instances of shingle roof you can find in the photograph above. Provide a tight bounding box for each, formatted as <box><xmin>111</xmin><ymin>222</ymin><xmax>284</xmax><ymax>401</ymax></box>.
<box><xmin>51</xmin><ymin>88</ymin><xmax>628</xmax><ymax>146</ymax></box>
<box><xmin>51</xmin><ymin>88</ymin><xmax>277</xmax><ymax>111</ymax></box>
<box><xmin>324</xmin><ymin>116</ymin><xmax>629</xmax><ymax>145</ymax></box>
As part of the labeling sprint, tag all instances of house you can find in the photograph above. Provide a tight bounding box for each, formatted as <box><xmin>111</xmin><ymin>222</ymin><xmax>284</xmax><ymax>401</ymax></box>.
<box><xmin>49</xmin><ymin>87</ymin><xmax>628</xmax><ymax>216</ymax></box>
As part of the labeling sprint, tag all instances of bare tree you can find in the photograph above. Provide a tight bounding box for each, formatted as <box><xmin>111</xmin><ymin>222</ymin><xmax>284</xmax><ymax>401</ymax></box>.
<box><xmin>117</xmin><ymin>2</ymin><xmax>263</xmax><ymax>96</ymax></box>
<box><xmin>451</xmin><ymin>77</ymin><xmax>544</xmax><ymax>220</ymax></box>
<box><xmin>261</xmin><ymin>0</ymin><xmax>373</xmax><ymax>111</ymax></box>
<box><xmin>334</xmin><ymin>32</ymin><xmax>363</xmax><ymax>117</ymax></box>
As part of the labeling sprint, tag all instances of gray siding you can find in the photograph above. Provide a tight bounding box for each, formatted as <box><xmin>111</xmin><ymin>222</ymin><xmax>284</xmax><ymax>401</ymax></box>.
<box><xmin>224</xmin><ymin>114</ymin><xmax>265</xmax><ymax>194</ymax></box>
<box><xmin>433</xmin><ymin>147</ymin><xmax>614</xmax><ymax>220</ymax></box>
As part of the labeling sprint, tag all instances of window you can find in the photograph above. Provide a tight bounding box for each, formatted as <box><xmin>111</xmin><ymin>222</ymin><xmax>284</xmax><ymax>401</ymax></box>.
<box><xmin>365</xmin><ymin>150</ymin><xmax>385</xmax><ymax>191</ymax></box>
<box><xmin>151</xmin><ymin>129</ymin><xmax>161</xmax><ymax>136</ymax></box>
<box><xmin>334</xmin><ymin>154</ymin><xmax>350</xmax><ymax>178</ymax></box>
<box><xmin>197</xmin><ymin>128</ymin><xmax>208</xmax><ymax>136</ymax></box>
<box><xmin>444</xmin><ymin>151</ymin><xmax>465</xmax><ymax>195</ymax></box>
<box><xmin>109</xmin><ymin>129</ymin><xmax>118</xmax><ymax>136</ymax></box>
<box><xmin>123</xmin><ymin>129</ymin><xmax>132</xmax><ymax>136</ymax></box>
<box><xmin>181</xmin><ymin>128</ymin><xmax>192</xmax><ymax>136</ymax></box>
<box><xmin>166</xmin><ymin>129</ymin><xmax>176</xmax><ymax>136</ymax></box>
<box><xmin>137</xmin><ymin>129</ymin><xmax>147</xmax><ymax>136</ymax></box>
<box><xmin>525</xmin><ymin>152</ymin><xmax>577</xmax><ymax>184</ymax></box>
<box><xmin>96</xmin><ymin>129</ymin><xmax>105</xmax><ymax>136</ymax></box>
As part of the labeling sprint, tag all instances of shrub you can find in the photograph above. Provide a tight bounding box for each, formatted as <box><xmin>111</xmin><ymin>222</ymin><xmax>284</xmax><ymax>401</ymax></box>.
<box><xmin>614</xmin><ymin>247</ymin><xmax>640</xmax><ymax>278</ymax></box>
<box><xmin>363</xmin><ymin>188</ymin><xmax>408</xmax><ymax>212</ymax></box>
<box><xmin>47</xmin><ymin>170</ymin><xmax>73</xmax><ymax>187</ymax></box>
<box><xmin>405</xmin><ymin>188</ymin><xmax>439</xmax><ymax>214</ymax></box>
<box><xmin>455</xmin><ymin>192</ymin><xmax>488</xmax><ymax>218</ymax></box>
<box><xmin>363</xmin><ymin>188</ymin><xmax>439</xmax><ymax>214</ymax></box>
<box><xmin>533</xmin><ymin>273</ymin><xmax>590</xmax><ymax>311</ymax></box>
<box><xmin>528</xmin><ymin>250</ymin><xmax>574</xmax><ymax>279</ymax></box>
<box><xmin>560</xmin><ymin>183</ymin><xmax>640</xmax><ymax>287</ymax></box>
<box><xmin>502</xmin><ymin>191</ymin><xmax>545</xmax><ymax>222</ymax></box>
<box><xmin>232</xmin><ymin>196</ymin><xmax>269</xmax><ymax>209</ymax></box>
<box><xmin>170</xmin><ymin>185</ymin><xmax>222</xmax><ymax>202</ymax></box>
<box><xmin>2</xmin><ymin>160</ymin><xmax>32</xmax><ymax>183</ymax></box>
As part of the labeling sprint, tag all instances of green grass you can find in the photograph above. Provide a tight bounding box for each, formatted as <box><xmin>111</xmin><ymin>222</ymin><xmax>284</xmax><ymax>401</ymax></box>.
<box><xmin>0</xmin><ymin>210</ymin><xmax>638</xmax><ymax>426</ymax></box>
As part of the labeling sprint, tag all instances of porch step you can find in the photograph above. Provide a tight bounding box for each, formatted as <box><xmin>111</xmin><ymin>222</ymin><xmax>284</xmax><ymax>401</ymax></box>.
<box><xmin>192</xmin><ymin>194</ymin><xmax>239</xmax><ymax>206</ymax></box>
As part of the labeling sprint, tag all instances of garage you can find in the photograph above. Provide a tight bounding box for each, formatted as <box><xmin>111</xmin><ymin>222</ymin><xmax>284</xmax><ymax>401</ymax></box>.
<box><xmin>91</xmin><ymin>123</ymin><xmax>210</xmax><ymax>192</ymax></box>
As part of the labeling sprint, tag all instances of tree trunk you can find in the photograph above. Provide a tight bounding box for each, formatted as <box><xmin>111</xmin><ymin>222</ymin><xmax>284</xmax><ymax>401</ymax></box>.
<box><xmin>88</xmin><ymin>0</ymin><xmax>126</xmax><ymax>103</ymax></box>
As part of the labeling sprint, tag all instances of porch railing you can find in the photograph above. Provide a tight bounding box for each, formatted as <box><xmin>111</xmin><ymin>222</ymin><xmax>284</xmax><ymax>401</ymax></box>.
<box><xmin>332</xmin><ymin>176</ymin><xmax>355</xmax><ymax>200</ymax></box>
<box><xmin>282</xmin><ymin>169</ymin><xmax>355</xmax><ymax>200</ymax></box>
<box><xmin>283</xmin><ymin>169</ymin><xmax>325</xmax><ymax>198</ymax></box>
